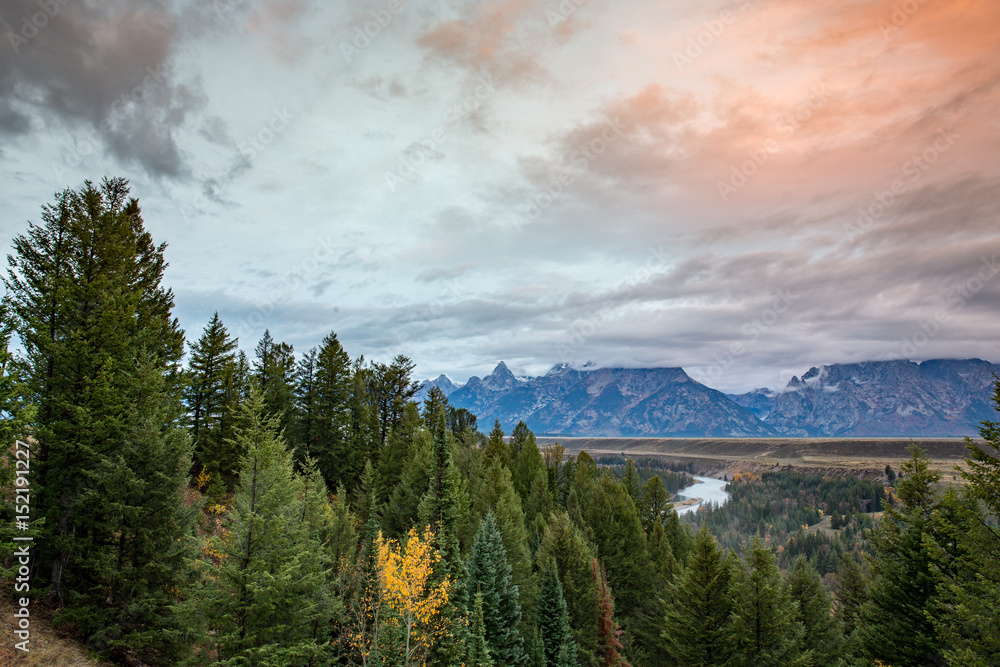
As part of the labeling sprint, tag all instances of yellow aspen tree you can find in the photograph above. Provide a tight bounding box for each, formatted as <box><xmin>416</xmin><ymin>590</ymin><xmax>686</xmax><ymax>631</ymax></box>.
<box><xmin>377</xmin><ymin>526</ymin><xmax>452</xmax><ymax>666</ymax></box>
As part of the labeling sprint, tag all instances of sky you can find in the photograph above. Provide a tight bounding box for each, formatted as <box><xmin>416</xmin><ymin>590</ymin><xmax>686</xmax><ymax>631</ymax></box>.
<box><xmin>1</xmin><ymin>0</ymin><xmax>998</xmax><ymax>394</ymax></box>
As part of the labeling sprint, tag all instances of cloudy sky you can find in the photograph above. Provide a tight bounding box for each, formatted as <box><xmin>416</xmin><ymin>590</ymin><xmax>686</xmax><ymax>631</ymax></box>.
<box><xmin>1</xmin><ymin>0</ymin><xmax>998</xmax><ymax>393</ymax></box>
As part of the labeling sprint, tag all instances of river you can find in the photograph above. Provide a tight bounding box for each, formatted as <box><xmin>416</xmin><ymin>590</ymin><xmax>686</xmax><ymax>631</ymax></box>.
<box><xmin>675</xmin><ymin>475</ymin><xmax>730</xmax><ymax>515</ymax></box>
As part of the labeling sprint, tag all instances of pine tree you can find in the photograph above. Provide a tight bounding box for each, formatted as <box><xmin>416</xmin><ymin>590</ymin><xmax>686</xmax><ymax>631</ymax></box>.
<box><xmin>934</xmin><ymin>381</ymin><xmax>1000</xmax><ymax>666</ymax></box>
<box><xmin>185</xmin><ymin>312</ymin><xmax>238</xmax><ymax>478</ymax></box>
<box><xmin>857</xmin><ymin>446</ymin><xmax>943</xmax><ymax>666</ymax></box>
<box><xmin>254</xmin><ymin>332</ymin><xmax>297</xmax><ymax>440</ymax></box>
<box><xmin>662</xmin><ymin>527</ymin><xmax>733</xmax><ymax>666</ymax></box>
<box><xmin>509</xmin><ymin>421</ymin><xmax>534</xmax><ymax>464</ymax></box>
<box><xmin>484</xmin><ymin>419</ymin><xmax>507</xmax><ymax>466</ymax></box>
<box><xmin>579</xmin><ymin>474</ymin><xmax>653</xmax><ymax>658</ymax></box>
<box><xmin>385</xmin><ymin>423</ymin><xmax>433</xmax><ymax>538</ymax></box>
<box><xmin>786</xmin><ymin>557</ymin><xmax>844</xmax><ymax>667</ymax></box>
<box><xmin>641</xmin><ymin>521</ymin><xmax>678</xmax><ymax>666</ymax></box>
<box><xmin>5</xmin><ymin>178</ymin><xmax>194</xmax><ymax>661</ymax></box>
<box><xmin>468</xmin><ymin>592</ymin><xmax>496</xmax><ymax>667</ymax></box>
<box><xmin>621</xmin><ymin>460</ymin><xmax>640</xmax><ymax>503</ymax></box>
<box><xmin>0</xmin><ymin>302</ymin><xmax>37</xmax><ymax>580</ymax></box>
<box><xmin>293</xmin><ymin>346</ymin><xmax>321</xmax><ymax>460</ymax></box>
<box><xmin>592</xmin><ymin>558</ymin><xmax>630</xmax><ymax>667</ymax></box>
<box><xmin>467</xmin><ymin>512</ymin><xmax>526</xmax><ymax>666</ymax></box>
<box><xmin>537</xmin><ymin>563</ymin><xmax>578</xmax><ymax>667</ymax></box>
<box><xmin>312</xmin><ymin>331</ymin><xmax>354</xmax><ymax>488</ymax></box>
<box><xmin>473</xmin><ymin>460</ymin><xmax>534</xmax><ymax>625</ymax></box>
<box><xmin>188</xmin><ymin>386</ymin><xmax>331</xmax><ymax>665</ymax></box>
<box><xmin>417</xmin><ymin>410</ymin><xmax>472</xmax><ymax>667</ymax></box>
<box><xmin>728</xmin><ymin>537</ymin><xmax>807</xmax><ymax>667</ymax></box>
<box><xmin>366</xmin><ymin>354</ymin><xmax>421</xmax><ymax>448</ymax></box>
<box><xmin>538</xmin><ymin>510</ymin><xmax>599</xmax><ymax>664</ymax></box>
<box><xmin>833</xmin><ymin>552</ymin><xmax>867</xmax><ymax>659</ymax></box>
<box><xmin>637</xmin><ymin>475</ymin><xmax>671</xmax><ymax>534</ymax></box>
<box><xmin>212</xmin><ymin>349</ymin><xmax>251</xmax><ymax>486</ymax></box>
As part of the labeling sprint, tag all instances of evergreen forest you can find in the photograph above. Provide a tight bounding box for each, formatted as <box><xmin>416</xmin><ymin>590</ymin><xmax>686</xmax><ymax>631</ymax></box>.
<box><xmin>1</xmin><ymin>179</ymin><xmax>999</xmax><ymax>667</ymax></box>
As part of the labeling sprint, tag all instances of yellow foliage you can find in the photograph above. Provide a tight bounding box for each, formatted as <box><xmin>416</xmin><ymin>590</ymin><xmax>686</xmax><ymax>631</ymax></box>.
<box><xmin>207</xmin><ymin>503</ymin><xmax>227</xmax><ymax>515</ymax></box>
<box><xmin>732</xmin><ymin>472</ymin><xmax>759</xmax><ymax>483</ymax></box>
<box><xmin>377</xmin><ymin>526</ymin><xmax>451</xmax><ymax>662</ymax></box>
<box><xmin>196</xmin><ymin>466</ymin><xmax>212</xmax><ymax>491</ymax></box>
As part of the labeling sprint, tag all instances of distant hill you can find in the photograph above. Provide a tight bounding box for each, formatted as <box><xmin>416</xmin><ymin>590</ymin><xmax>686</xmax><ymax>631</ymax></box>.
<box><xmin>428</xmin><ymin>358</ymin><xmax>998</xmax><ymax>438</ymax></box>
<box><xmin>766</xmin><ymin>358</ymin><xmax>1000</xmax><ymax>437</ymax></box>
<box><xmin>445</xmin><ymin>362</ymin><xmax>772</xmax><ymax>437</ymax></box>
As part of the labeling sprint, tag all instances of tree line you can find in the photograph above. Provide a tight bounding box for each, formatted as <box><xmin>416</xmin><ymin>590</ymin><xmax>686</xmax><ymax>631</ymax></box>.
<box><xmin>1</xmin><ymin>179</ymin><xmax>999</xmax><ymax>666</ymax></box>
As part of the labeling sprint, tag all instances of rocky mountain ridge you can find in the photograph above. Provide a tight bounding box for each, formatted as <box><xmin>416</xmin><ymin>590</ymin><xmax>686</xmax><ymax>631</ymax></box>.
<box><xmin>424</xmin><ymin>358</ymin><xmax>998</xmax><ymax>438</ymax></box>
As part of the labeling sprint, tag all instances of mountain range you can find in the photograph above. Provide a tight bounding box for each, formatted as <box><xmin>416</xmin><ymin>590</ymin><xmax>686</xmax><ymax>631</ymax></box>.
<box><xmin>422</xmin><ymin>359</ymin><xmax>999</xmax><ymax>438</ymax></box>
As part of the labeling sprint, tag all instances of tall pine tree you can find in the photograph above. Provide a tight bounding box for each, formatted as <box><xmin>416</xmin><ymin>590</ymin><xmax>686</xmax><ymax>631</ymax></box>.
<box><xmin>5</xmin><ymin>178</ymin><xmax>194</xmax><ymax>661</ymax></box>
<box><xmin>467</xmin><ymin>512</ymin><xmax>526</xmax><ymax>666</ymax></box>
<box><xmin>728</xmin><ymin>537</ymin><xmax>807</xmax><ymax>667</ymax></box>
<box><xmin>185</xmin><ymin>312</ymin><xmax>238</xmax><ymax>480</ymax></box>
<box><xmin>537</xmin><ymin>563</ymin><xmax>577</xmax><ymax>667</ymax></box>
<box><xmin>186</xmin><ymin>386</ymin><xmax>332</xmax><ymax>665</ymax></box>
<box><xmin>661</xmin><ymin>527</ymin><xmax>733</xmax><ymax>667</ymax></box>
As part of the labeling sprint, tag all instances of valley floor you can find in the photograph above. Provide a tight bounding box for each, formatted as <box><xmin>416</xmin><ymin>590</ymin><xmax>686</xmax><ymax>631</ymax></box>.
<box><xmin>542</xmin><ymin>436</ymin><xmax>978</xmax><ymax>483</ymax></box>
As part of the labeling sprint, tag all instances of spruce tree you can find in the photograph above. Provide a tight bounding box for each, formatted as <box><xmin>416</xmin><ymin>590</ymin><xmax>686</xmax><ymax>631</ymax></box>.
<box><xmin>312</xmin><ymin>331</ymin><xmax>354</xmax><ymax>488</ymax></box>
<box><xmin>621</xmin><ymin>460</ymin><xmax>640</xmax><ymax>503</ymax></box>
<box><xmin>188</xmin><ymin>386</ymin><xmax>331</xmax><ymax>665</ymax></box>
<box><xmin>254</xmin><ymin>332</ymin><xmax>297</xmax><ymax>440</ymax></box>
<box><xmin>417</xmin><ymin>410</ymin><xmax>471</xmax><ymax>667</ymax></box>
<box><xmin>538</xmin><ymin>510</ymin><xmax>600</xmax><ymax>664</ymax></box>
<box><xmin>579</xmin><ymin>474</ymin><xmax>653</xmax><ymax>658</ymax></box>
<box><xmin>474</xmin><ymin>460</ymin><xmax>534</xmax><ymax>625</ymax></box>
<box><xmin>468</xmin><ymin>592</ymin><xmax>496</xmax><ymax>667</ymax></box>
<box><xmin>934</xmin><ymin>383</ymin><xmax>1000</xmax><ymax>666</ymax></box>
<box><xmin>786</xmin><ymin>557</ymin><xmax>844</xmax><ymax>666</ymax></box>
<box><xmin>213</xmin><ymin>349</ymin><xmax>251</xmax><ymax>486</ymax></box>
<box><xmin>484</xmin><ymin>419</ymin><xmax>507</xmax><ymax>466</ymax></box>
<box><xmin>592</xmin><ymin>558</ymin><xmax>630</xmax><ymax>667</ymax></box>
<box><xmin>293</xmin><ymin>346</ymin><xmax>321</xmax><ymax>460</ymax></box>
<box><xmin>366</xmin><ymin>354</ymin><xmax>420</xmax><ymax>448</ymax></box>
<box><xmin>5</xmin><ymin>178</ymin><xmax>194</xmax><ymax>661</ymax></box>
<box><xmin>728</xmin><ymin>537</ymin><xmax>808</xmax><ymax>667</ymax></box>
<box><xmin>662</xmin><ymin>527</ymin><xmax>733</xmax><ymax>666</ymax></box>
<box><xmin>637</xmin><ymin>475</ymin><xmax>671</xmax><ymax>534</ymax></box>
<box><xmin>857</xmin><ymin>447</ymin><xmax>943</xmax><ymax>666</ymax></box>
<box><xmin>467</xmin><ymin>512</ymin><xmax>526</xmax><ymax>666</ymax></box>
<box><xmin>537</xmin><ymin>563</ymin><xmax>578</xmax><ymax>667</ymax></box>
<box><xmin>185</xmin><ymin>312</ymin><xmax>238</xmax><ymax>479</ymax></box>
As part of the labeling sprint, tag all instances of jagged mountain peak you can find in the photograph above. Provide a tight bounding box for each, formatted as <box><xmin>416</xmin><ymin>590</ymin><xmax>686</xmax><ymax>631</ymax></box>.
<box><xmin>769</xmin><ymin>358</ymin><xmax>999</xmax><ymax>436</ymax></box>
<box><xmin>447</xmin><ymin>363</ymin><xmax>770</xmax><ymax>437</ymax></box>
